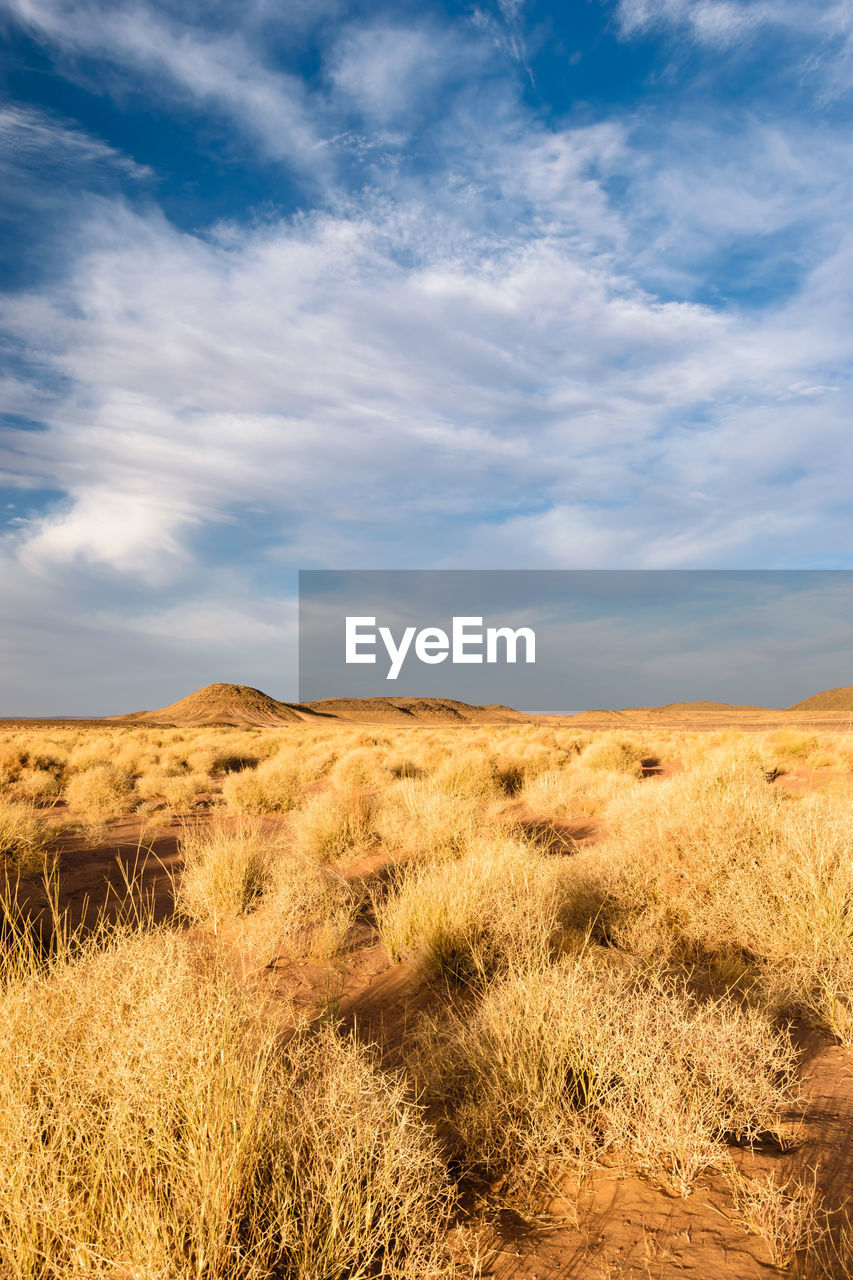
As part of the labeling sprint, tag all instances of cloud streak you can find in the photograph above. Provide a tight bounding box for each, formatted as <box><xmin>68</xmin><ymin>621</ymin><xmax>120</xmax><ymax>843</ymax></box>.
<box><xmin>1</xmin><ymin>0</ymin><xmax>328</xmax><ymax>172</ymax></box>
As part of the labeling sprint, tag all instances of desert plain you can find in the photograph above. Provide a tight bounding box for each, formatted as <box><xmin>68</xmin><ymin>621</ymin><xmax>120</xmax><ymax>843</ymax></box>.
<box><xmin>3</xmin><ymin>681</ymin><xmax>853</xmax><ymax>1278</ymax></box>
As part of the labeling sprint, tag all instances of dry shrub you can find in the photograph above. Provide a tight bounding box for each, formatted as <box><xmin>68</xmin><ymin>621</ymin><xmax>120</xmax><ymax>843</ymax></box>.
<box><xmin>430</xmin><ymin>749</ymin><xmax>505</xmax><ymax>798</ymax></box>
<box><xmin>419</xmin><ymin>949</ymin><xmax>796</xmax><ymax>1197</ymax></box>
<box><xmin>294</xmin><ymin>741</ymin><xmax>342</xmax><ymax>783</ymax></box>
<box><xmin>211</xmin><ymin>752</ymin><xmax>259</xmax><ymax>775</ymax></box>
<box><xmin>65</xmin><ymin>737</ymin><xmax>119</xmax><ymax>774</ymax></box>
<box><xmin>161</xmin><ymin>771</ymin><xmax>211</xmax><ymax>810</ymax></box>
<box><xmin>762</xmin><ymin>729</ymin><xmax>853</xmax><ymax>773</ymax></box>
<box><xmin>0</xmin><ymin>923</ymin><xmax>453</xmax><ymax>1278</ymax></box>
<box><xmin>0</xmin><ymin>747</ymin><xmax>25</xmax><ymax>788</ymax></box>
<box><xmin>0</xmin><ymin>798</ymin><xmax>54</xmax><ymax>873</ymax></box>
<box><xmin>493</xmin><ymin>742</ymin><xmax>570</xmax><ymax>786</ymax></box>
<box><xmin>290</xmin><ymin>790</ymin><xmax>376</xmax><ymax>862</ymax></box>
<box><xmin>766</xmin><ymin>729</ymin><xmax>821</xmax><ymax>762</ymax></box>
<box><xmin>577</xmin><ymin>736</ymin><xmax>646</xmax><ymax>775</ymax></box>
<box><xmin>729</xmin><ymin>1168</ymin><xmax>826</xmax><ymax>1268</ymax></box>
<box><xmin>177</xmin><ymin>819</ymin><xmax>274</xmax><ymax>931</ymax></box>
<box><xmin>134</xmin><ymin>766</ymin><xmax>173</xmax><ymax>799</ymax></box>
<box><xmin>10</xmin><ymin>767</ymin><xmax>62</xmax><ymax>804</ymax></box>
<box><xmin>584</xmin><ymin>748</ymin><xmax>853</xmax><ymax>1040</ymax></box>
<box><xmin>64</xmin><ymin>764</ymin><xmax>135</xmax><ymax>819</ymax></box>
<box><xmin>377</xmin><ymin>838</ymin><xmax>574</xmax><ymax>982</ymax></box>
<box><xmin>221</xmin><ymin>758</ymin><xmax>302</xmax><ymax>814</ymax></box>
<box><xmin>374</xmin><ymin>778</ymin><xmax>497</xmax><ymax>861</ymax></box>
<box><xmin>521</xmin><ymin>765</ymin><xmax>640</xmax><ymax>819</ymax></box>
<box><xmin>241</xmin><ymin>851</ymin><xmax>364</xmax><ymax>963</ymax></box>
<box><xmin>387</xmin><ymin>756</ymin><xmax>423</xmax><ymax>779</ymax></box>
<box><xmin>330</xmin><ymin>747</ymin><xmax>393</xmax><ymax>791</ymax></box>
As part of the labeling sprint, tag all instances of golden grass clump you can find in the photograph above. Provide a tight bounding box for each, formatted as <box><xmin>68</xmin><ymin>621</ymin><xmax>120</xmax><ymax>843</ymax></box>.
<box><xmin>10</xmin><ymin>766</ymin><xmax>62</xmax><ymax>804</ymax></box>
<box><xmin>419</xmin><ymin>948</ymin><xmax>796</xmax><ymax>1197</ymax></box>
<box><xmin>377</xmin><ymin>837</ymin><xmax>574</xmax><ymax>982</ymax></box>
<box><xmin>290</xmin><ymin>789</ymin><xmax>376</xmax><ymax>862</ymax></box>
<box><xmin>521</xmin><ymin>764</ymin><xmax>640</xmax><ymax>819</ymax></box>
<box><xmin>373</xmin><ymin>777</ymin><xmax>500</xmax><ymax>862</ymax></box>
<box><xmin>177</xmin><ymin>819</ymin><xmax>274</xmax><ymax>930</ymax></box>
<box><xmin>65</xmin><ymin>736</ymin><xmax>121</xmax><ymax>774</ymax></box>
<box><xmin>220</xmin><ymin>757</ymin><xmax>302</xmax><ymax>814</ymax></box>
<box><xmin>577</xmin><ymin>735</ymin><xmax>647</xmax><ymax>775</ymax></box>
<box><xmin>239</xmin><ymin>850</ymin><xmax>365</xmax><ymax>964</ymax></box>
<box><xmin>330</xmin><ymin>746</ymin><xmax>393</xmax><ymax>791</ymax></box>
<box><xmin>0</xmin><ymin>921</ymin><xmax>453</xmax><ymax>1279</ymax></box>
<box><xmin>0</xmin><ymin>798</ymin><xmax>54</xmax><ymax>873</ymax></box>
<box><xmin>160</xmin><ymin>771</ymin><xmax>211</xmax><ymax>810</ymax></box>
<box><xmin>583</xmin><ymin>748</ymin><xmax>853</xmax><ymax>1041</ymax></box>
<box><xmin>429</xmin><ymin>747</ymin><xmax>507</xmax><ymax>797</ymax></box>
<box><xmin>63</xmin><ymin>764</ymin><xmax>136</xmax><ymax>819</ymax></box>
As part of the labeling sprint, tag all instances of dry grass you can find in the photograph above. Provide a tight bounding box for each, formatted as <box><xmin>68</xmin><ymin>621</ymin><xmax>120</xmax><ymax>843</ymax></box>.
<box><xmin>0</xmin><ymin>798</ymin><xmax>54</xmax><ymax>873</ymax></box>
<box><xmin>3</xmin><ymin>720</ymin><xmax>853</xmax><ymax>1273</ymax></box>
<box><xmin>577</xmin><ymin>736</ymin><xmax>647</xmax><ymax>775</ymax></box>
<box><xmin>220</xmin><ymin>757</ymin><xmax>302</xmax><ymax>813</ymax></box>
<box><xmin>376</xmin><ymin>836</ymin><xmax>574</xmax><ymax>982</ymax></box>
<box><xmin>418</xmin><ymin>947</ymin><xmax>797</xmax><ymax>1197</ymax></box>
<box><xmin>581</xmin><ymin>747</ymin><xmax>853</xmax><ymax>1041</ymax></box>
<box><xmin>374</xmin><ymin>776</ymin><xmax>502</xmax><ymax>861</ymax></box>
<box><xmin>238</xmin><ymin>850</ymin><xmax>366</xmax><ymax>964</ymax></box>
<box><xmin>728</xmin><ymin>1167</ymin><xmax>826</xmax><ymax>1267</ymax></box>
<box><xmin>521</xmin><ymin>763</ymin><xmax>640</xmax><ymax>819</ymax></box>
<box><xmin>177</xmin><ymin>818</ymin><xmax>275</xmax><ymax>931</ymax></box>
<box><xmin>9</xmin><ymin>766</ymin><xmax>62</xmax><ymax>804</ymax></box>
<box><xmin>64</xmin><ymin>763</ymin><xmax>136</xmax><ymax>820</ymax></box>
<box><xmin>0</xmin><ymin>914</ymin><xmax>453</xmax><ymax>1279</ymax></box>
<box><xmin>290</xmin><ymin>789</ymin><xmax>376</xmax><ymax>861</ymax></box>
<box><xmin>160</xmin><ymin>770</ymin><xmax>211</xmax><ymax>810</ymax></box>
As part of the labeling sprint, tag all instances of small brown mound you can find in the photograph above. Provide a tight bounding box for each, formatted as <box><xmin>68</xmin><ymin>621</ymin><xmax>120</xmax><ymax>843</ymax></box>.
<box><xmin>303</xmin><ymin>696</ymin><xmax>526</xmax><ymax>724</ymax></box>
<box><xmin>636</xmin><ymin>700</ymin><xmax>775</xmax><ymax>718</ymax></box>
<box><xmin>561</xmin><ymin>709</ymin><xmax>628</xmax><ymax>725</ymax></box>
<box><xmin>787</xmin><ymin>684</ymin><xmax>853</xmax><ymax>713</ymax></box>
<box><xmin>110</xmin><ymin>683</ymin><xmax>309</xmax><ymax>727</ymax></box>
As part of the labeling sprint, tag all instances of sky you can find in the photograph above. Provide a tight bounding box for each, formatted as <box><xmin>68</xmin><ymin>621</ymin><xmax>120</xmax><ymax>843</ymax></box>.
<box><xmin>1</xmin><ymin>0</ymin><xmax>853</xmax><ymax>713</ymax></box>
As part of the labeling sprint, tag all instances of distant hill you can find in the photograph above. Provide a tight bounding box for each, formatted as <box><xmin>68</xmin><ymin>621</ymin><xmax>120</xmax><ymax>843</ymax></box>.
<box><xmin>303</xmin><ymin>696</ymin><xmax>528</xmax><ymax>724</ymax></box>
<box><xmin>110</xmin><ymin>683</ymin><xmax>309</xmax><ymax>727</ymax></box>
<box><xmin>786</xmin><ymin>685</ymin><xmax>853</xmax><ymax>713</ymax></box>
<box><xmin>628</xmin><ymin>701</ymin><xmax>774</xmax><ymax>718</ymax></box>
<box><xmin>110</xmin><ymin>685</ymin><xmax>528</xmax><ymax>727</ymax></box>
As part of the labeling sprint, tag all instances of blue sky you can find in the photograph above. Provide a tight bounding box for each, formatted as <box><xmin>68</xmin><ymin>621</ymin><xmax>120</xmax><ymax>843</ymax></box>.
<box><xmin>1</xmin><ymin>0</ymin><xmax>853</xmax><ymax>712</ymax></box>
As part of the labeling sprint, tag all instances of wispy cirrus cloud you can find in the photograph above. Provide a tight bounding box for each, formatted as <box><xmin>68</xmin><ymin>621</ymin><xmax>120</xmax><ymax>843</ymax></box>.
<box><xmin>2</xmin><ymin>112</ymin><xmax>851</xmax><ymax>590</ymax></box>
<box><xmin>614</xmin><ymin>0</ymin><xmax>853</xmax><ymax>100</ymax></box>
<box><xmin>1</xmin><ymin>0</ymin><xmax>329</xmax><ymax>172</ymax></box>
<box><xmin>0</xmin><ymin>104</ymin><xmax>151</xmax><ymax>180</ymax></box>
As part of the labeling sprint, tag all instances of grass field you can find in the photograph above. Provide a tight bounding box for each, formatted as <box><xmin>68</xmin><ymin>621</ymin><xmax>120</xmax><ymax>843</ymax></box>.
<box><xmin>1</xmin><ymin>719</ymin><xmax>853</xmax><ymax>1277</ymax></box>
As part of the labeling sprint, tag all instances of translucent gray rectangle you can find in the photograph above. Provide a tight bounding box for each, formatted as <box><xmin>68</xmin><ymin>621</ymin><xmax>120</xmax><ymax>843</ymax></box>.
<box><xmin>298</xmin><ymin>570</ymin><xmax>853</xmax><ymax>712</ymax></box>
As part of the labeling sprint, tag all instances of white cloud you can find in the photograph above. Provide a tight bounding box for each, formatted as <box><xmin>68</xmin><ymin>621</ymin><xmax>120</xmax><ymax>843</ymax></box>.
<box><xmin>327</xmin><ymin>23</ymin><xmax>467</xmax><ymax>124</ymax></box>
<box><xmin>3</xmin><ymin>110</ymin><xmax>853</xmax><ymax>587</ymax></box>
<box><xmin>1</xmin><ymin>0</ymin><xmax>327</xmax><ymax>171</ymax></box>
<box><xmin>0</xmin><ymin>104</ymin><xmax>151</xmax><ymax>179</ymax></box>
<box><xmin>614</xmin><ymin>0</ymin><xmax>853</xmax><ymax>99</ymax></box>
<box><xmin>616</xmin><ymin>0</ymin><xmax>766</xmax><ymax>44</ymax></box>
